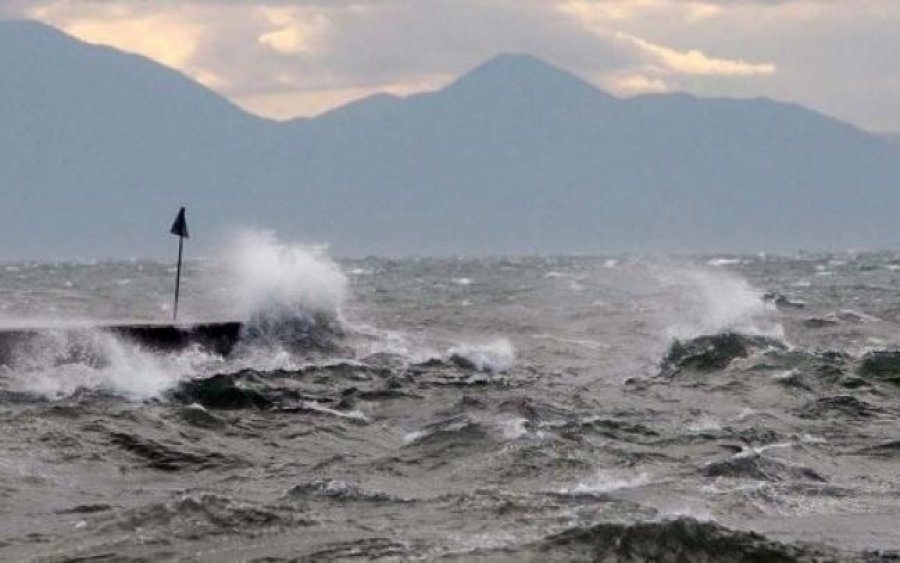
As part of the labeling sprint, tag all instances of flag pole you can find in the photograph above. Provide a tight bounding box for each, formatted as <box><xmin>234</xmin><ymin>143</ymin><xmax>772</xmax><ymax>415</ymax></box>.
<box><xmin>169</xmin><ymin>207</ymin><xmax>189</xmax><ymax>322</ymax></box>
<box><xmin>173</xmin><ymin>235</ymin><xmax>184</xmax><ymax>321</ymax></box>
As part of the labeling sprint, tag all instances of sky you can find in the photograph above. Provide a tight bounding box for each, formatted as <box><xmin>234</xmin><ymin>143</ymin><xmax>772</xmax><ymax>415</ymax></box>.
<box><xmin>2</xmin><ymin>0</ymin><xmax>899</xmax><ymax>132</ymax></box>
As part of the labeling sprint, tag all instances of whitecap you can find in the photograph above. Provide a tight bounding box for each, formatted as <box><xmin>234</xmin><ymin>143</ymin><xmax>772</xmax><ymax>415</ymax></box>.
<box><xmin>447</xmin><ymin>338</ymin><xmax>516</xmax><ymax>373</ymax></box>
<box><xmin>498</xmin><ymin>417</ymin><xmax>529</xmax><ymax>440</ymax></box>
<box><xmin>707</xmin><ymin>258</ymin><xmax>742</xmax><ymax>267</ymax></box>
<box><xmin>686</xmin><ymin>417</ymin><xmax>722</xmax><ymax>434</ymax></box>
<box><xmin>560</xmin><ymin>470</ymin><xmax>651</xmax><ymax>495</ymax></box>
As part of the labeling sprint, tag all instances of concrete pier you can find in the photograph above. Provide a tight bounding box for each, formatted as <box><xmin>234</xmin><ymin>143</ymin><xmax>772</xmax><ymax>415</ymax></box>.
<box><xmin>0</xmin><ymin>322</ymin><xmax>243</xmax><ymax>367</ymax></box>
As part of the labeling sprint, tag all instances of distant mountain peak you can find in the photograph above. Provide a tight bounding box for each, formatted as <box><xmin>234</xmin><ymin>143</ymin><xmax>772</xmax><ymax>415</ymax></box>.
<box><xmin>313</xmin><ymin>92</ymin><xmax>402</xmax><ymax>123</ymax></box>
<box><xmin>0</xmin><ymin>18</ymin><xmax>56</xmax><ymax>31</ymax></box>
<box><xmin>0</xmin><ymin>19</ymin><xmax>70</xmax><ymax>44</ymax></box>
<box><xmin>476</xmin><ymin>52</ymin><xmax>561</xmax><ymax>72</ymax></box>
<box><xmin>0</xmin><ymin>18</ymin><xmax>255</xmax><ymax>125</ymax></box>
<box><xmin>445</xmin><ymin>52</ymin><xmax>614</xmax><ymax>101</ymax></box>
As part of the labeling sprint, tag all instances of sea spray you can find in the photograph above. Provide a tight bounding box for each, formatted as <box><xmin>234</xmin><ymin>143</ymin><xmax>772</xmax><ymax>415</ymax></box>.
<box><xmin>660</xmin><ymin>268</ymin><xmax>783</xmax><ymax>341</ymax></box>
<box><xmin>351</xmin><ymin>324</ymin><xmax>442</xmax><ymax>365</ymax></box>
<box><xmin>0</xmin><ymin>232</ymin><xmax>352</xmax><ymax>400</ymax></box>
<box><xmin>447</xmin><ymin>338</ymin><xmax>516</xmax><ymax>373</ymax></box>
<box><xmin>227</xmin><ymin>230</ymin><xmax>348</xmax><ymax>349</ymax></box>
<box><xmin>3</xmin><ymin>328</ymin><xmax>218</xmax><ymax>400</ymax></box>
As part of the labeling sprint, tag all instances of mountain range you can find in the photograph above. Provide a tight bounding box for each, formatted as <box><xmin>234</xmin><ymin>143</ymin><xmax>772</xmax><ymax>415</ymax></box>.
<box><xmin>2</xmin><ymin>19</ymin><xmax>899</xmax><ymax>258</ymax></box>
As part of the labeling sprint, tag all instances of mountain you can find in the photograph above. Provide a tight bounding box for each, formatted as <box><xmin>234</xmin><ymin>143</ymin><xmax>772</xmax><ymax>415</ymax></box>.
<box><xmin>2</xmin><ymin>20</ymin><xmax>899</xmax><ymax>258</ymax></box>
<box><xmin>0</xmin><ymin>20</ymin><xmax>277</xmax><ymax>256</ymax></box>
<box><xmin>284</xmin><ymin>54</ymin><xmax>900</xmax><ymax>254</ymax></box>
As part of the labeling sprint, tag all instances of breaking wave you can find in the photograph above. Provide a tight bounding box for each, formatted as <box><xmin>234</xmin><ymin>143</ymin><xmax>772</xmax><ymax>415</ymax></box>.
<box><xmin>661</xmin><ymin>268</ymin><xmax>783</xmax><ymax>341</ymax></box>
<box><xmin>559</xmin><ymin>469</ymin><xmax>652</xmax><ymax>495</ymax></box>
<box><xmin>228</xmin><ymin>230</ymin><xmax>348</xmax><ymax>351</ymax></box>
<box><xmin>0</xmin><ymin>231</ymin><xmax>351</xmax><ymax>400</ymax></box>
<box><xmin>0</xmin><ymin>328</ymin><xmax>216</xmax><ymax>400</ymax></box>
<box><xmin>447</xmin><ymin>338</ymin><xmax>516</xmax><ymax>373</ymax></box>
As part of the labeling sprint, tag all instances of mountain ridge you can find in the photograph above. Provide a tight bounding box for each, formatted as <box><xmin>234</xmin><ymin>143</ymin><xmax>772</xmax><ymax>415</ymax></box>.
<box><xmin>1</xmin><ymin>19</ymin><xmax>899</xmax><ymax>258</ymax></box>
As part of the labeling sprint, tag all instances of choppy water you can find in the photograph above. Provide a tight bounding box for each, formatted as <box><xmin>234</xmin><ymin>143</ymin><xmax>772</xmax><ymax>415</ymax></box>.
<box><xmin>3</xmin><ymin>241</ymin><xmax>900</xmax><ymax>561</ymax></box>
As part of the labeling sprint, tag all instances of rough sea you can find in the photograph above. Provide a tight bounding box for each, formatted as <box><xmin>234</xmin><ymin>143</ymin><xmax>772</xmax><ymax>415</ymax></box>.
<box><xmin>3</xmin><ymin>233</ymin><xmax>900</xmax><ymax>561</ymax></box>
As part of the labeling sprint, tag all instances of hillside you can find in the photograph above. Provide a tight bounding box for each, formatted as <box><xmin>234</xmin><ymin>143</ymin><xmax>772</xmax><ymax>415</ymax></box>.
<box><xmin>1</xmin><ymin>21</ymin><xmax>899</xmax><ymax>257</ymax></box>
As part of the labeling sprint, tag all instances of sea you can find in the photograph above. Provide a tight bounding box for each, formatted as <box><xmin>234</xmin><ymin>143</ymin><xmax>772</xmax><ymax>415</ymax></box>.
<box><xmin>2</xmin><ymin>232</ymin><xmax>900</xmax><ymax>561</ymax></box>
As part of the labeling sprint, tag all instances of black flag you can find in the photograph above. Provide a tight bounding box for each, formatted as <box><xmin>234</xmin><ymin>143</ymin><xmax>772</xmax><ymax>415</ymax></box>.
<box><xmin>170</xmin><ymin>207</ymin><xmax>188</xmax><ymax>321</ymax></box>
<box><xmin>170</xmin><ymin>207</ymin><xmax>189</xmax><ymax>238</ymax></box>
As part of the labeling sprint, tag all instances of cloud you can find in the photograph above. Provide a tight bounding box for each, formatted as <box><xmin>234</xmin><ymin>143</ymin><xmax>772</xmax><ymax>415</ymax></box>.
<box><xmin>3</xmin><ymin>1</ymin><xmax>775</xmax><ymax>93</ymax></box>
<box><xmin>605</xmin><ymin>72</ymin><xmax>669</xmax><ymax>95</ymax></box>
<box><xmin>239</xmin><ymin>72</ymin><xmax>454</xmax><ymax>119</ymax></box>
<box><xmin>2</xmin><ymin>0</ymin><xmax>897</xmax><ymax>130</ymax></box>
<box><xmin>257</xmin><ymin>6</ymin><xmax>328</xmax><ymax>54</ymax></box>
<box><xmin>699</xmin><ymin>0</ymin><xmax>824</xmax><ymax>4</ymax></box>
<box><xmin>559</xmin><ymin>0</ymin><xmax>724</xmax><ymax>25</ymax></box>
<box><xmin>23</xmin><ymin>2</ymin><xmax>210</xmax><ymax>73</ymax></box>
<box><xmin>63</xmin><ymin>15</ymin><xmax>201</xmax><ymax>69</ymax></box>
<box><xmin>170</xmin><ymin>0</ymin><xmax>634</xmax><ymax>111</ymax></box>
<box><xmin>0</xmin><ymin>0</ymin><xmax>46</xmax><ymax>19</ymax></box>
<box><xmin>618</xmin><ymin>32</ymin><xmax>776</xmax><ymax>76</ymax></box>
<box><xmin>5</xmin><ymin>0</ymin><xmax>755</xmax><ymax>95</ymax></box>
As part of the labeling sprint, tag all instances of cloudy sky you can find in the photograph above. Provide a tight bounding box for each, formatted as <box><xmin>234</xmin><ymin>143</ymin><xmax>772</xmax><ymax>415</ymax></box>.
<box><xmin>2</xmin><ymin>1</ymin><xmax>898</xmax><ymax>132</ymax></box>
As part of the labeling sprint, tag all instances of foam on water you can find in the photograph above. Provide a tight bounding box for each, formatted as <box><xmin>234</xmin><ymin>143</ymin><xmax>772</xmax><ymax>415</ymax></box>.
<box><xmin>2</xmin><ymin>329</ymin><xmax>219</xmax><ymax>400</ymax></box>
<box><xmin>685</xmin><ymin>416</ymin><xmax>723</xmax><ymax>434</ymax></box>
<box><xmin>708</xmin><ymin>258</ymin><xmax>743</xmax><ymax>267</ymax></box>
<box><xmin>498</xmin><ymin>417</ymin><xmax>529</xmax><ymax>440</ymax></box>
<box><xmin>351</xmin><ymin>324</ymin><xmax>441</xmax><ymax>365</ymax></box>
<box><xmin>655</xmin><ymin>508</ymin><xmax>716</xmax><ymax>523</ymax></box>
<box><xmin>447</xmin><ymin>338</ymin><xmax>516</xmax><ymax>373</ymax></box>
<box><xmin>402</xmin><ymin>430</ymin><xmax>430</xmax><ymax>445</ymax></box>
<box><xmin>299</xmin><ymin>401</ymin><xmax>369</xmax><ymax>423</ymax></box>
<box><xmin>560</xmin><ymin>470</ymin><xmax>651</xmax><ymax>495</ymax></box>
